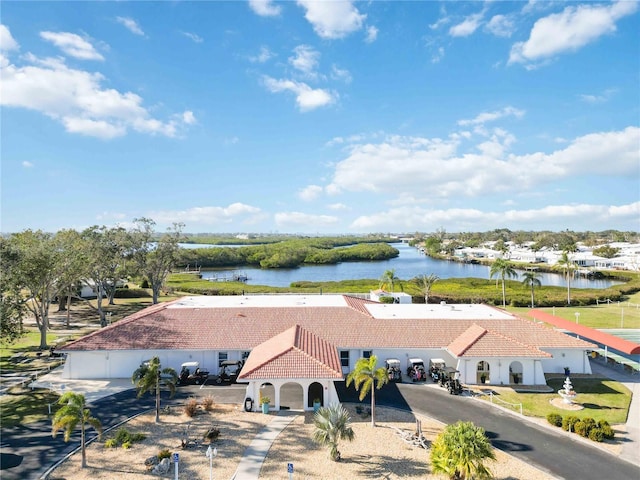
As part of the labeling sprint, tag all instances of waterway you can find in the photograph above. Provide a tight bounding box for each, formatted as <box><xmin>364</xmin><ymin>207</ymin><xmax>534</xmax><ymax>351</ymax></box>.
<box><xmin>183</xmin><ymin>243</ymin><xmax>621</xmax><ymax>290</ymax></box>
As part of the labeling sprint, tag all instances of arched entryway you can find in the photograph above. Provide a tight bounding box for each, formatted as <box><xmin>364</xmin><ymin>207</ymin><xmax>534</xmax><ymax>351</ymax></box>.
<box><xmin>279</xmin><ymin>382</ymin><xmax>303</xmax><ymax>410</ymax></box>
<box><xmin>259</xmin><ymin>382</ymin><xmax>275</xmax><ymax>406</ymax></box>
<box><xmin>477</xmin><ymin>360</ymin><xmax>490</xmax><ymax>384</ymax></box>
<box><xmin>509</xmin><ymin>361</ymin><xmax>523</xmax><ymax>384</ymax></box>
<box><xmin>308</xmin><ymin>381</ymin><xmax>324</xmax><ymax>408</ymax></box>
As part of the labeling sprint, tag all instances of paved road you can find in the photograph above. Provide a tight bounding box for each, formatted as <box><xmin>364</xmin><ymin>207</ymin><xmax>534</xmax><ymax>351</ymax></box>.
<box><xmin>2</xmin><ymin>381</ymin><xmax>638</xmax><ymax>480</ymax></box>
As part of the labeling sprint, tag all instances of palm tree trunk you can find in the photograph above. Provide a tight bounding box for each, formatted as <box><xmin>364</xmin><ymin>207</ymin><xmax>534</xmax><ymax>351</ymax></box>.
<box><xmin>566</xmin><ymin>271</ymin><xmax>571</xmax><ymax>305</ymax></box>
<box><xmin>371</xmin><ymin>388</ymin><xmax>376</xmax><ymax>427</ymax></box>
<box><xmin>155</xmin><ymin>382</ymin><xmax>160</xmax><ymax>423</ymax></box>
<box><xmin>81</xmin><ymin>422</ymin><xmax>87</xmax><ymax>468</ymax></box>
<box><xmin>530</xmin><ymin>285</ymin><xmax>535</xmax><ymax>308</ymax></box>
<box><xmin>501</xmin><ymin>278</ymin><xmax>506</xmax><ymax>308</ymax></box>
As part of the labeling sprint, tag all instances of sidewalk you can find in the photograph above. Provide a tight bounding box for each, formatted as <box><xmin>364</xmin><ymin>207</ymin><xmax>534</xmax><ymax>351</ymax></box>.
<box><xmin>590</xmin><ymin>360</ymin><xmax>640</xmax><ymax>466</ymax></box>
<box><xmin>231</xmin><ymin>410</ymin><xmax>299</xmax><ymax>480</ymax></box>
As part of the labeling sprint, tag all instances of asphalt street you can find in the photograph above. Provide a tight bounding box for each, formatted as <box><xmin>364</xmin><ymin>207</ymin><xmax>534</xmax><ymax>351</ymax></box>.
<box><xmin>1</xmin><ymin>381</ymin><xmax>638</xmax><ymax>480</ymax></box>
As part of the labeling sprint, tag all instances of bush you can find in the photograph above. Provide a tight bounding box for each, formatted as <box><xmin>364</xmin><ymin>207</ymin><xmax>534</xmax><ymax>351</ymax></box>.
<box><xmin>114</xmin><ymin>288</ymin><xmax>151</xmax><ymax>298</ymax></box>
<box><xmin>588</xmin><ymin>428</ymin><xmax>605</xmax><ymax>442</ymax></box>
<box><xmin>546</xmin><ymin>413</ymin><xmax>563</xmax><ymax>427</ymax></box>
<box><xmin>562</xmin><ymin>415</ymin><xmax>580</xmax><ymax>432</ymax></box>
<box><xmin>184</xmin><ymin>397</ymin><xmax>199</xmax><ymax>417</ymax></box>
<box><xmin>597</xmin><ymin>420</ymin><xmax>615</xmax><ymax>440</ymax></box>
<box><xmin>122</xmin><ymin>441</ymin><xmax>132</xmax><ymax>449</ymax></box>
<box><xmin>112</xmin><ymin>427</ymin><xmax>146</xmax><ymax>447</ymax></box>
<box><xmin>203</xmin><ymin>425</ymin><xmax>220</xmax><ymax>442</ymax></box>
<box><xmin>202</xmin><ymin>395</ymin><xmax>215</xmax><ymax>412</ymax></box>
<box><xmin>104</xmin><ymin>439</ymin><xmax>117</xmax><ymax>448</ymax></box>
<box><xmin>158</xmin><ymin>448</ymin><xmax>171</xmax><ymax>460</ymax></box>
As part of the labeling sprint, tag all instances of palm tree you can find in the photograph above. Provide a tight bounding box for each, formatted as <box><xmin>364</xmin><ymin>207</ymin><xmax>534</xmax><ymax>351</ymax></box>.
<box><xmin>345</xmin><ymin>355</ymin><xmax>388</xmax><ymax>427</ymax></box>
<box><xmin>430</xmin><ymin>420</ymin><xmax>496</xmax><ymax>480</ymax></box>
<box><xmin>521</xmin><ymin>270</ymin><xmax>542</xmax><ymax>308</ymax></box>
<box><xmin>555</xmin><ymin>251</ymin><xmax>575</xmax><ymax>305</ymax></box>
<box><xmin>415</xmin><ymin>273</ymin><xmax>440</xmax><ymax>304</ymax></box>
<box><xmin>52</xmin><ymin>391</ymin><xmax>102</xmax><ymax>468</ymax></box>
<box><xmin>131</xmin><ymin>356</ymin><xmax>178</xmax><ymax>423</ymax></box>
<box><xmin>313</xmin><ymin>403</ymin><xmax>355</xmax><ymax>461</ymax></box>
<box><xmin>379</xmin><ymin>268</ymin><xmax>401</xmax><ymax>293</ymax></box>
<box><xmin>489</xmin><ymin>258</ymin><xmax>518</xmax><ymax>308</ymax></box>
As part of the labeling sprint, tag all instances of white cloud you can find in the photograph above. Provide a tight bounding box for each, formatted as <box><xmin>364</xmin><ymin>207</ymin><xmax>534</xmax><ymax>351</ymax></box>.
<box><xmin>249</xmin><ymin>0</ymin><xmax>282</xmax><ymax>17</ymax></box>
<box><xmin>249</xmin><ymin>46</ymin><xmax>274</xmax><ymax>63</ymax></box>
<box><xmin>150</xmin><ymin>203</ymin><xmax>263</xmax><ymax>225</ymax></box>
<box><xmin>289</xmin><ymin>45</ymin><xmax>320</xmax><ymax>75</ymax></box>
<box><xmin>349</xmin><ymin>201</ymin><xmax>640</xmax><ymax>232</ymax></box>
<box><xmin>327</xmin><ymin>203</ymin><xmax>347</xmax><ymax>210</ymax></box>
<box><xmin>331</xmin><ymin>65</ymin><xmax>352</xmax><ymax>83</ymax></box>
<box><xmin>458</xmin><ymin>106</ymin><xmax>525</xmax><ymax>126</ymax></box>
<box><xmin>509</xmin><ymin>1</ymin><xmax>638</xmax><ymax>65</ymax></box>
<box><xmin>262</xmin><ymin>76</ymin><xmax>335</xmax><ymax>111</ymax></box>
<box><xmin>579</xmin><ymin>88</ymin><xmax>617</xmax><ymax>104</ymax></box>
<box><xmin>298</xmin><ymin>185</ymin><xmax>323</xmax><ymax>201</ymax></box>
<box><xmin>486</xmin><ymin>15</ymin><xmax>515</xmax><ymax>38</ymax></box>
<box><xmin>431</xmin><ymin>47</ymin><xmax>445</xmax><ymax>64</ymax></box>
<box><xmin>296</xmin><ymin>0</ymin><xmax>365</xmax><ymax>39</ymax></box>
<box><xmin>0</xmin><ymin>24</ymin><xmax>19</xmax><ymax>51</ymax></box>
<box><xmin>116</xmin><ymin>17</ymin><xmax>145</xmax><ymax>36</ymax></box>
<box><xmin>365</xmin><ymin>25</ymin><xmax>378</xmax><ymax>43</ymax></box>
<box><xmin>40</xmin><ymin>31</ymin><xmax>104</xmax><ymax>61</ymax></box>
<box><xmin>325</xmin><ymin>126</ymin><xmax>639</xmax><ymax>203</ymax></box>
<box><xmin>181</xmin><ymin>31</ymin><xmax>203</xmax><ymax>43</ymax></box>
<box><xmin>0</xmin><ymin>50</ymin><xmax>193</xmax><ymax>139</ymax></box>
<box><xmin>182</xmin><ymin>111</ymin><xmax>196</xmax><ymax>125</ymax></box>
<box><xmin>449</xmin><ymin>12</ymin><xmax>484</xmax><ymax>37</ymax></box>
<box><xmin>275</xmin><ymin>211</ymin><xmax>338</xmax><ymax>228</ymax></box>
<box><xmin>22</xmin><ymin>160</ymin><xmax>34</xmax><ymax>168</ymax></box>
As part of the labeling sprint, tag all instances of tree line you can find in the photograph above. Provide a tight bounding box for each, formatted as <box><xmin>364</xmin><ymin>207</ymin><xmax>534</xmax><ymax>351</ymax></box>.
<box><xmin>0</xmin><ymin>219</ymin><xmax>184</xmax><ymax>348</ymax></box>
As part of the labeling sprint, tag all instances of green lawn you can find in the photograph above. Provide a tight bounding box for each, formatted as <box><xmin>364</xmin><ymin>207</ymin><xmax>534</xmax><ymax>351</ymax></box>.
<box><xmin>477</xmin><ymin>378</ymin><xmax>632</xmax><ymax>424</ymax></box>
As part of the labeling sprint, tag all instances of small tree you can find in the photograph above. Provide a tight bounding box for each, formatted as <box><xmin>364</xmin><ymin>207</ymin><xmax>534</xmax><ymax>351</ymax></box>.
<box><xmin>345</xmin><ymin>355</ymin><xmax>388</xmax><ymax>427</ymax></box>
<box><xmin>131</xmin><ymin>356</ymin><xmax>178</xmax><ymax>423</ymax></box>
<box><xmin>430</xmin><ymin>421</ymin><xmax>496</xmax><ymax>480</ymax></box>
<box><xmin>415</xmin><ymin>273</ymin><xmax>440</xmax><ymax>304</ymax></box>
<box><xmin>52</xmin><ymin>392</ymin><xmax>102</xmax><ymax>468</ymax></box>
<box><xmin>379</xmin><ymin>269</ymin><xmax>402</xmax><ymax>293</ymax></box>
<box><xmin>521</xmin><ymin>270</ymin><xmax>542</xmax><ymax>308</ymax></box>
<box><xmin>313</xmin><ymin>403</ymin><xmax>354</xmax><ymax>461</ymax></box>
<box><xmin>555</xmin><ymin>251</ymin><xmax>576</xmax><ymax>306</ymax></box>
<box><xmin>489</xmin><ymin>258</ymin><xmax>517</xmax><ymax>308</ymax></box>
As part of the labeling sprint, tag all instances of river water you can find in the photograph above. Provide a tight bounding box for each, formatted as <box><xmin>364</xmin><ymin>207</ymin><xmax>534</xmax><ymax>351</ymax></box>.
<box><xmin>182</xmin><ymin>243</ymin><xmax>620</xmax><ymax>289</ymax></box>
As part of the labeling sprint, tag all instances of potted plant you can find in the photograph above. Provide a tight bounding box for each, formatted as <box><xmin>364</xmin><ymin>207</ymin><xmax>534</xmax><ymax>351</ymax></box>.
<box><xmin>564</xmin><ymin>367</ymin><xmax>570</xmax><ymax>376</ymax></box>
<box><xmin>480</xmin><ymin>374</ymin><xmax>487</xmax><ymax>384</ymax></box>
<box><xmin>313</xmin><ymin>398</ymin><xmax>321</xmax><ymax>412</ymax></box>
<box><xmin>260</xmin><ymin>396</ymin><xmax>270</xmax><ymax>414</ymax></box>
<box><xmin>512</xmin><ymin>373</ymin><xmax>520</xmax><ymax>384</ymax></box>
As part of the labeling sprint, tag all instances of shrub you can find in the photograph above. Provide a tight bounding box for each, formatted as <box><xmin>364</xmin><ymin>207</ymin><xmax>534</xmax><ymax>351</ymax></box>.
<box><xmin>546</xmin><ymin>413</ymin><xmax>563</xmax><ymax>427</ymax></box>
<box><xmin>184</xmin><ymin>397</ymin><xmax>199</xmax><ymax>417</ymax></box>
<box><xmin>202</xmin><ymin>395</ymin><xmax>215</xmax><ymax>412</ymax></box>
<box><xmin>203</xmin><ymin>425</ymin><xmax>220</xmax><ymax>442</ymax></box>
<box><xmin>597</xmin><ymin>420</ymin><xmax>615</xmax><ymax>440</ymax></box>
<box><xmin>122</xmin><ymin>441</ymin><xmax>132</xmax><ymax>449</ymax></box>
<box><xmin>574</xmin><ymin>418</ymin><xmax>596</xmax><ymax>438</ymax></box>
<box><xmin>588</xmin><ymin>428</ymin><xmax>605</xmax><ymax>442</ymax></box>
<box><xmin>158</xmin><ymin>448</ymin><xmax>172</xmax><ymax>460</ymax></box>
<box><xmin>114</xmin><ymin>288</ymin><xmax>151</xmax><ymax>298</ymax></box>
<box><xmin>104</xmin><ymin>439</ymin><xmax>117</xmax><ymax>448</ymax></box>
<box><xmin>112</xmin><ymin>427</ymin><xmax>146</xmax><ymax>447</ymax></box>
<box><xmin>562</xmin><ymin>415</ymin><xmax>580</xmax><ymax>432</ymax></box>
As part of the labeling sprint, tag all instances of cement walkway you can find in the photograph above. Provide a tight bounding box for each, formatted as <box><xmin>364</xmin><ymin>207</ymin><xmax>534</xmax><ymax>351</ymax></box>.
<box><xmin>231</xmin><ymin>411</ymin><xmax>299</xmax><ymax>480</ymax></box>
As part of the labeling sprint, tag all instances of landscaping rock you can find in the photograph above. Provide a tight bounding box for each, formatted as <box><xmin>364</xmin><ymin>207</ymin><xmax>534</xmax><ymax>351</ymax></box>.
<box><xmin>151</xmin><ymin>457</ymin><xmax>170</xmax><ymax>475</ymax></box>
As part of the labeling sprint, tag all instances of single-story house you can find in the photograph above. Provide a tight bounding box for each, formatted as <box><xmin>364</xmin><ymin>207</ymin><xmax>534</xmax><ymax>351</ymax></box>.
<box><xmin>60</xmin><ymin>294</ymin><xmax>595</xmax><ymax>412</ymax></box>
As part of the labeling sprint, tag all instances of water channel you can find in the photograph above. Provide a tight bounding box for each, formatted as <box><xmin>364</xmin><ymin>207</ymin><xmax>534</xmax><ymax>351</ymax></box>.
<box><xmin>181</xmin><ymin>243</ymin><xmax>621</xmax><ymax>289</ymax></box>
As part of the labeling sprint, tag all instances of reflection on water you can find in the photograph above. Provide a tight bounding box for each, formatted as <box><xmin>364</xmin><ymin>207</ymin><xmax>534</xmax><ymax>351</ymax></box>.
<box><xmin>194</xmin><ymin>243</ymin><xmax>622</xmax><ymax>290</ymax></box>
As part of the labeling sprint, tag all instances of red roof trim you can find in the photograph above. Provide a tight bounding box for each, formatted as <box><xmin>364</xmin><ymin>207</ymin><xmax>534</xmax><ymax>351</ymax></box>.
<box><xmin>528</xmin><ymin>309</ymin><xmax>640</xmax><ymax>355</ymax></box>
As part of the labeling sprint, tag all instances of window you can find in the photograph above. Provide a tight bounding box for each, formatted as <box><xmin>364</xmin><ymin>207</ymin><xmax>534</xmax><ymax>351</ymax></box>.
<box><xmin>218</xmin><ymin>352</ymin><xmax>228</xmax><ymax>367</ymax></box>
<box><xmin>340</xmin><ymin>350</ymin><xmax>349</xmax><ymax>367</ymax></box>
<box><xmin>362</xmin><ymin>350</ymin><xmax>372</xmax><ymax>359</ymax></box>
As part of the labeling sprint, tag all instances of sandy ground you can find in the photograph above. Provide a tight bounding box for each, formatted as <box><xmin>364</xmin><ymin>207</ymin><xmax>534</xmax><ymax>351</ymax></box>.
<box><xmin>49</xmin><ymin>403</ymin><xmax>556</xmax><ymax>480</ymax></box>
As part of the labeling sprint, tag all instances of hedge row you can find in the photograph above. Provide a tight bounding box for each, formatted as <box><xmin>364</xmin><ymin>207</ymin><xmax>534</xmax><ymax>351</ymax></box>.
<box><xmin>546</xmin><ymin>413</ymin><xmax>615</xmax><ymax>442</ymax></box>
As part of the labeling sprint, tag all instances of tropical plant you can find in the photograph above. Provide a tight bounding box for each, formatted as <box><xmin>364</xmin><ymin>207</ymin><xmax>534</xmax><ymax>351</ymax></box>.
<box><xmin>489</xmin><ymin>258</ymin><xmax>518</xmax><ymax>308</ymax></box>
<box><xmin>313</xmin><ymin>403</ymin><xmax>355</xmax><ymax>461</ymax></box>
<box><xmin>131</xmin><ymin>356</ymin><xmax>178</xmax><ymax>423</ymax></box>
<box><xmin>555</xmin><ymin>251</ymin><xmax>576</xmax><ymax>305</ymax></box>
<box><xmin>414</xmin><ymin>273</ymin><xmax>440</xmax><ymax>304</ymax></box>
<box><xmin>345</xmin><ymin>355</ymin><xmax>388</xmax><ymax>427</ymax></box>
<box><xmin>379</xmin><ymin>268</ymin><xmax>402</xmax><ymax>292</ymax></box>
<box><xmin>521</xmin><ymin>270</ymin><xmax>542</xmax><ymax>308</ymax></box>
<box><xmin>52</xmin><ymin>392</ymin><xmax>102</xmax><ymax>468</ymax></box>
<box><xmin>430</xmin><ymin>420</ymin><xmax>496</xmax><ymax>480</ymax></box>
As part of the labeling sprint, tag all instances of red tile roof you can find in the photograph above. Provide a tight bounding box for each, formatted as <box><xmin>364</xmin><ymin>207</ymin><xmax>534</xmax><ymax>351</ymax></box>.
<box><xmin>448</xmin><ymin>324</ymin><xmax>552</xmax><ymax>358</ymax></box>
<box><xmin>238</xmin><ymin>325</ymin><xmax>343</xmax><ymax>380</ymax></box>
<box><xmin>61</xmin><ymin>296</ymin><xmax>595</xmax><ymax>357</ymax></box>
<box><xmin>529</xmin><ymin>309</ymin><xmax>640</xmax><ymax>355</ymax></box>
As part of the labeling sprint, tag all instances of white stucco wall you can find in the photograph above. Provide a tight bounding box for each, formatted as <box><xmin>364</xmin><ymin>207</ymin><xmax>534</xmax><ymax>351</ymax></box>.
<box><xmin>541</xmin><ymin>349</ymin><xmax>592</xmax><ymax>375</ymax></box>
<box><xmin>242</xmin><ymin>378</ymin><xmax>339</xmax><ymax>412</ymax></box>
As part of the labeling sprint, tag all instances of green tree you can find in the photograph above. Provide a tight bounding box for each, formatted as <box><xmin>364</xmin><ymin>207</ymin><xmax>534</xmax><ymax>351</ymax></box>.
<box><xmin>555</xmin><ymin>251</ymin><xmax>576</xmax><ymax>306</ymax></box>
<box><xmin>345</xmin><ymin>355</ymin><xmax>388</xmax><ymax>427</ymax></box>
<box><xmin>54</xmin><ymin>229</ymin><xmax>87</xmax><ymax>328</ymax></box>
<box><xmin>592</xmin><ymin>245</ymin><xmax>619</xmax><ymax>259</ymax></box>
<box><xmin>313</xmin><ymin>403</ymin><xmax>355</xmax><ymax>461</ymax></box>
<box><xmin>131</xmin><ymin>356</ymin><xmax>178</xmax><ymax>423</ymax></box>
<box><xmin>52</xmin><ymin>392</ymin><xmax>102</xmax><ymax>468</ymax></box>
<box><xmin>430</xmin><ymin>421</ymin><xmax>496</xmax><ymax>480</ymax></box>
<box><xmin>489</xmin><ymin>258</ymin><xmax>518</xmax><ymax>308</ymax></box>
<box><xmin>521</xmin><ymin>270</ymin><xmax>542</xmax><ymax>308</ymax></box>
<box><xmin>414</xmin><ymin>273</ymin><xmax>440</xmax><ymax>304</ymax></box>
<box><xmin>379</xmin><ymin>269</ymin><xmax>402</xmax><ymax>292</ymax></box>
<box><xmin>134</xmin><ymin>219</ymin><xmax>185</xmax><ymax>304</ymax></box>
<box><xmin>0</xmin><ymin>237</ymin><xmax>26</xmax><ymax>343</ymax></box>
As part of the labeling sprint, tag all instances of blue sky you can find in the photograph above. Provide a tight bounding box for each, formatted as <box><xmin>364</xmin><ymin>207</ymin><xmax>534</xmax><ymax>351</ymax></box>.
<box><xmin>1</xmin><ymin>0</ymin><xmax>639</xmax><ymax>235</ymax></box>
